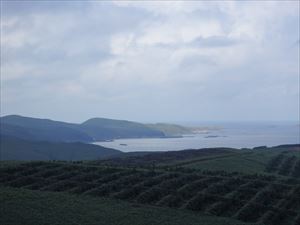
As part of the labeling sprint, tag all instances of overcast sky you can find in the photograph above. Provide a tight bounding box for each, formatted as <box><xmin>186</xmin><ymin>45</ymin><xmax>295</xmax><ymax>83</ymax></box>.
<box><xmin>1</xmin><ymin>1</ymin><xmax>299</xmax><ymax>123</ymax></box>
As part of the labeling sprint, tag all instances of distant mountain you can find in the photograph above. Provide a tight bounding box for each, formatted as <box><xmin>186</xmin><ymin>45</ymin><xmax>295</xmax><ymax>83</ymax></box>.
<box><xmin>0</xmin><ymin>115</ymin><xmax>165</xmax><ymax>143</ymax></box>
<box><xmin>80</xmin><ymin>118</ymin><xmax>164</xmax><ymax>140</ymax></box>
<box><xmin>1</xmin><ymin>115</ymin><xmax>93</xmax><ymax>142</ymax></box>
<box><xmin>0</xmin><ymin>135</ymin><xmax>122</xmax><ymax>161</ymax></box>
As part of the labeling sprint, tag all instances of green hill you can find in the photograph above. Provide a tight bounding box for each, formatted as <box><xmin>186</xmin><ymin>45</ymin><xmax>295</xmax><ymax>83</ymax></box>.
<box><xmin>0</xmin><ymin>136</ymin><xmax>122</xmax><ymax>161</ymax></box>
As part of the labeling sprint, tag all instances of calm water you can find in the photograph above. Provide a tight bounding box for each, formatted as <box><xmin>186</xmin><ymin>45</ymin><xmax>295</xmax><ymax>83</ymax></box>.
<box><xmin>94</xmin><ymin>121</ymin><xmax>300</xmax><ymax>152</ymax></box>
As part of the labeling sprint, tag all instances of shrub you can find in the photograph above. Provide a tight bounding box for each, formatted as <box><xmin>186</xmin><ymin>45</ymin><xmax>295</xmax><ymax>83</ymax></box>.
<box><xmin>265</xmin><ymin>153</ymin><xmax>287</xmax><ymax>172</ymax></box>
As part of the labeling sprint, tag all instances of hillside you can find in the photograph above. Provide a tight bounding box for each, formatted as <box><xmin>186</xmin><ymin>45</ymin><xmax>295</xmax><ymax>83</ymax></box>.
<box><xmin>0</xmin><ymin>115</ymin><xmax>165</xmax><ymax>142</ymax></box>
<box><xmin>0</xmin><ymin>136</ymin><xmax>122</xmax><ymax>161</ymax></box>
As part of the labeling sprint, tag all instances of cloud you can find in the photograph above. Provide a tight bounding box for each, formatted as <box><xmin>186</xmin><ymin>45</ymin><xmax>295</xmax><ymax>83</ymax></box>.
<box><xmin>189</xmin><ymin>36</ymin><xmax>239</xmax><ymax>48</ymax></box>
<box><xmin>1</xmin><ymin>1</ymin><xmax>299</xmax><ymax>122</ymax></box>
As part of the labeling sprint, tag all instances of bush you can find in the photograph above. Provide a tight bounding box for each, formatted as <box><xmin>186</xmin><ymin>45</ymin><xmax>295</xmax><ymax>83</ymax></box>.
<box><xmin>207</xmin><ymin>199</ymin><xmax>244</xmax><ymax>217</ymax></box>
<box><xmin>235</xmin><ymin>203</ymin><xmax>267</xmax><ymax>222</ymax></box>
<box><xmin>278</xmin><ymin>156</ymin><xmax>297</xmax><ymax>176</ymax></box>
<box><xmin>157</xmin><ymin>194</ymin><xmax>184</xmax><ymax>208</ymax></box>
<box><xmin>292</xmin><ymin>159</ymin><xmax>300</xmax><ymax>178</ymax></box>
<box><xmin>136</xmin><ymin>187</ymin><xmax>165</xmax><ymax>204</ymax></box>
<box><xmin>265</xmin><ymin>153</ymin><xmax>286</xmax><ymax>172</ymax></box>
<box><xmin>186</xmin><ymin>193</ymin><xmax>221</xmax><ymax>211</ymax></box>
<box><xmin>114</xmin><ymin>185</ymin><xmax>146</xmax><ymax>200</ymax></box>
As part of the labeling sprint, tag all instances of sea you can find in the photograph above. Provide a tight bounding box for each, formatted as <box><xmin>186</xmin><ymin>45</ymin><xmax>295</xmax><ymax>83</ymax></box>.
<box><xmin>93</xmin><ymin>121</ymin><xmax>300</xmax><ymax>152</ymax></box>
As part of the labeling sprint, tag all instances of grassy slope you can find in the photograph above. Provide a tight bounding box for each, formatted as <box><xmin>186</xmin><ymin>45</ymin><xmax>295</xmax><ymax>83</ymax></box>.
<box><xmin>181</xmin><ymin>151</ymin><xmax>273</xmax><ymax>174</ymax></box>
<box><xmin>180</xmin><ymin>148</ymin><xmax>300</xmax><ymax>175</ymax></box>
<box><xmin>0</xmin><ymin>187</ymin><xmax>243</xmax><ymax>225</ymax></box>
<box><xmin>94</xmin><ymin>148</ymin><xmax>235</xmax><ymax>168</ymax></box>
<box><xmin>93</xmin><ymin>146</ymin><xmax>300</xmax><ymax>176</ymax></box>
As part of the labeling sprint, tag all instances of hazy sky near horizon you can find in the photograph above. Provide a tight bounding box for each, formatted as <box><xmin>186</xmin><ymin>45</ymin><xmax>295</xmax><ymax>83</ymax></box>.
<box><xmin>1</xmin><ymin>1</ymin><xmax>299</xmax><ymax>123</ymax></box>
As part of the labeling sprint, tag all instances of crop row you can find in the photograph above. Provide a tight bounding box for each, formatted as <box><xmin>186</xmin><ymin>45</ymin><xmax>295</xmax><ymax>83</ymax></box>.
<box><xmin>265</xmin><ymin>154</ymin><xmax>300</xmax><ymax>178</ymax></box>
<box><xmin>1</xmin><ymin>162</ymin><xmax>299</xmax><ymax>225</ymax></box>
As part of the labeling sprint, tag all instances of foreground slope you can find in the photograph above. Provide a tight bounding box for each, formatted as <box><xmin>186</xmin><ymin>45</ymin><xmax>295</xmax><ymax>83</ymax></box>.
<box><xmin>0</xmin><ymin>187</ymin><xmax>242</xmax><ymax>225</ymax></box>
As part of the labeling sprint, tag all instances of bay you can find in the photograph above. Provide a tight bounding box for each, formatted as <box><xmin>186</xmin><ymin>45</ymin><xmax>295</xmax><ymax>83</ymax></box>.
<box><xmin>94</xmin><ymin>121</ymin><xmax>300</xmax><ymax>152</ymax></box>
